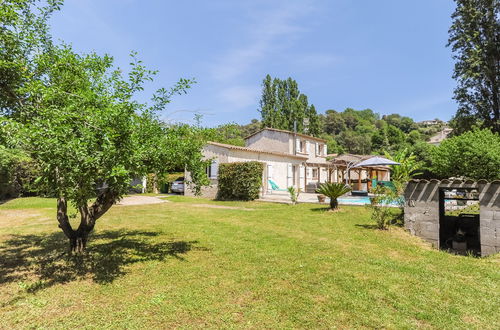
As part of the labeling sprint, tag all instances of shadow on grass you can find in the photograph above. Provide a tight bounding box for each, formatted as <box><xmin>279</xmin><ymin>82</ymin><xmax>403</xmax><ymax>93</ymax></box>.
<box><xmin>0</xmin><ymin>198</ymin><xmax>12</xmax><ymax>206</ymax></box>
<box><xmin>310</xmin><ymin>207</ymin><xmax>351</xmax><ymax>213</ymax></box>
<box><xmin>355</xmin><ymin>224</ymin><xmax>381</xmax><ymax>230</ymax></box>
<box><xmin>0</xmin><ymin>229</ymin><xmax>208</xmax><ymax>294</ymax></box>
<box><xmin>310</xmin><ymin>207</ymin><xmax>331</xmax><ymax>212</ymax></box>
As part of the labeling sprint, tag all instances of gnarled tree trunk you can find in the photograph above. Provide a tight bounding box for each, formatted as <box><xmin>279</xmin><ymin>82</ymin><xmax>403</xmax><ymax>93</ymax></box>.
<box><xmin>56</xmin><ymin>190</ymin><xmax>117</xmax><ymax>253</ymax></box>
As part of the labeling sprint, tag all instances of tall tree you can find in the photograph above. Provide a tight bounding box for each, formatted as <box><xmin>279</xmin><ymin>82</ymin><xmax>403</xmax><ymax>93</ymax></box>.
<box><xmin>306</xmin><ymin>104</ymin><xmax>321</xmax><ymax>136</ymax></box>
<box><xmin>448</xmin><ymin>0</ymin><xmax>500</xmax><ymax>133</ymax></box>
<box><xmin>259</xmin><ymin>74</ymin><xmax>278</xmax><ymax>128</ymax></box>
<box><xmin>258</xmin><ymin>75</ymin><xmax>320</xmax><ymax>136</ymax></box>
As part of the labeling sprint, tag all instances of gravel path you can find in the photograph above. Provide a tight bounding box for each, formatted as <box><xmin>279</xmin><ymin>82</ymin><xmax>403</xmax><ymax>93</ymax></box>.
<box><xmin>116</xmin><ymin>195</ymin><xmax>168</xmax><ymax>206</ymax></box>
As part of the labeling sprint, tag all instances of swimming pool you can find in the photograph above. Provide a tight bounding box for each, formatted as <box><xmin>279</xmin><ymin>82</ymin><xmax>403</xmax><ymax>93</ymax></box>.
<box><xmin>338</xmin><ymin>196</ymin><xmax>402</xmax><ymax>207</ymax></box>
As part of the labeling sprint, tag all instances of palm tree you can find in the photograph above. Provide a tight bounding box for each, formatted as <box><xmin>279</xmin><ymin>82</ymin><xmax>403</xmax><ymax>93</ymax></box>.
<box><xmin>316</xmin><ymin>183</ymin><xmax>351</xmax><ymax>210</ymax></box>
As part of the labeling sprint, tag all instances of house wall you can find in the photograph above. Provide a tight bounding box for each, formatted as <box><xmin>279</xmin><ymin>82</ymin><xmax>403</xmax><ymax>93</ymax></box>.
<box><xmin>184</xmin><ymin>144</ymin><xmax>230</xmax><ymax>198</ymax></box>
<box><xmin>297</xmin><ymin>138</ymin><xmax>328</xmax><ymax>164</ymax></box>
<box><xmin>245</xmin><ymin>129</ymin><xmax>328</xmax><ymax>164</ymax></box>
<box><xmin>404</xmin><ymin>180</ymin><xmax>500</xmax><ymax>256</ymax></box>
<box><xmin>245</xmin><ymin>130</ymin><xmax>291</xmax><ymax>154</ymax></box>
<box><xmin>185</xmin><ymin>144</ymin><xmax>304</xmax><ymax>199</ymax></box>
<box><xmin>227</xmin><ymin>150</ymin><xmax>302</xmax><ymax>191</ymax></box>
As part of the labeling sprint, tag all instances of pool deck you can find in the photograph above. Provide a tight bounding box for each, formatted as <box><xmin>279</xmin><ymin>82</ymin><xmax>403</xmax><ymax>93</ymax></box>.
<box><xmin>259</xmin><ymin>191</ymin><xmax>371</xmax><ymax>206</ymax></box>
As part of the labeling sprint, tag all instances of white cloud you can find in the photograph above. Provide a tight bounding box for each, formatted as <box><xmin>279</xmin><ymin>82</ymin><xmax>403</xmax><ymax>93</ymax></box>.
<box><xmin>218</xmin><ymin>85</ymin><xmax>260</xmax><ymax>110</ymax></box>
<box><xmin>210</xmin><ymin>1</ymin><xmax>316</xmax><ymax>82</ymax></box>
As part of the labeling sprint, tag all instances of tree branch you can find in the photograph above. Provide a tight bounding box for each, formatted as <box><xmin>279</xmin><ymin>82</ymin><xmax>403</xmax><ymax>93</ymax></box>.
<box><xmin>56</xmin><ymin>197</ymin><xmax>74</xmax><ymax>239</ymax></box>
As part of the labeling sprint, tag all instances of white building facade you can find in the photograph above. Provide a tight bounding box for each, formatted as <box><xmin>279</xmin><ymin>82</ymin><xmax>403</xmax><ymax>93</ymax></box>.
<box><xmin>185</xmin><ymin>128</ymin><xmax>333</xmax><ymax>198</ymax></box>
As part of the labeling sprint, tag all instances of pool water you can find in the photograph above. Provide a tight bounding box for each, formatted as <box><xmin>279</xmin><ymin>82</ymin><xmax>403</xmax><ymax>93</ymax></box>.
<box><xmin>338</xmin><ymin>196</ymin><xmax>402</xmax><ymax>207</ymax></box>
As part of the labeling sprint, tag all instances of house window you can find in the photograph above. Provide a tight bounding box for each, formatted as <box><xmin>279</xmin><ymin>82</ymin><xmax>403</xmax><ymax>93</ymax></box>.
<box><xmin>312</xmin><ymin>168</ymin><xmax>319</xmax><ymax>179</ymax></box>
<box><xmin>300</xmin><ymin>140</ymin><xmax>305</xmax><ymax>153</ymax></box>
<box><xmin>318</xmin><ymin>144</ymin><xmax>323</xmax><ymax>156</ymax></box>
<box><xmin>206</xmin><ymin>160</ymin><xmax>218</xmax><ymax>179</ymax></box>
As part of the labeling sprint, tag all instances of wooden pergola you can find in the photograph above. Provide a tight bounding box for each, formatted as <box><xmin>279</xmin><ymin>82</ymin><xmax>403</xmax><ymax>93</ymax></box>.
<box><xmin>329</xmin><ymin>154</ymin><xmax>391</xmax><ymax>191</ymax></box>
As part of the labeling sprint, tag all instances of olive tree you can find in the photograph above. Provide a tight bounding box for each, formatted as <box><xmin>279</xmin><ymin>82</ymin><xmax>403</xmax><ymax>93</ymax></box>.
<box><xmin>9</xmin><ymin>44</ymin><xmax>206</xmax><ymax>252</ymax></box>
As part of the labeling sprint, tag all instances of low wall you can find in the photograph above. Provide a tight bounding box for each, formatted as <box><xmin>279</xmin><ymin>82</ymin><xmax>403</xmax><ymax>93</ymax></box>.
<box><xmin>404</xmin><ymin>179</ymin><xmax>500</xmax><ymax>256</ymax></box>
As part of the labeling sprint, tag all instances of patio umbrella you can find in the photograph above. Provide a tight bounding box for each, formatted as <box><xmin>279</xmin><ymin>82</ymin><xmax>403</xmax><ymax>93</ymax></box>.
<box><xmin>352</xmin><ymin>156</ymin><xmax>400</xmax><ymax>168</ymax></box>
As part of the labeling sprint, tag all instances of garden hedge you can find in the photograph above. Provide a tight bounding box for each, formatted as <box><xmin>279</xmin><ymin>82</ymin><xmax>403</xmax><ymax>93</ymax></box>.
<box><xmin>217</xmin><ymin>161</ymin><xmax>264</xmax><ymax>201</ymax></box>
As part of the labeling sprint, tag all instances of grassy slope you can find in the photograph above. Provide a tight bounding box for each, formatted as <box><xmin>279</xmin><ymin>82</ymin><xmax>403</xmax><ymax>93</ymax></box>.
<box><xmin>0</xmin><ymin>196</ymin><xmax>499</xmax><ymax>329</ymax></box>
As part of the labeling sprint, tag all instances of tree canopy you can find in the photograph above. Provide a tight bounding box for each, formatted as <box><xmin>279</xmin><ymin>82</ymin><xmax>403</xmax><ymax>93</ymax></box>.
<box><xmin>258</xmin><ymin>75</ymin><xmax>321</xmax><ymax>136</ymax></box>
<box><xmin>1</xmin><ymin>0</ymin><xmax>211</xmax><ymax>252</ymax></box>
<box><xmin>448</xmin><ymin>0</ymin><xmax>500</xmax><ymax>134</ymax></box>
<box><xmin>430</xmin><ymin>128</ymin><xmax>500</xmax><ymax>180</ymax></box>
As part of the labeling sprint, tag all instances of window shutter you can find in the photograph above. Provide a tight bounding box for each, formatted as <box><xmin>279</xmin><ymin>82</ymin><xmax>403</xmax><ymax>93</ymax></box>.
<box><xmin>299</xmin><ymin>165</ymin><xmax>304</xmax><ymax>179</ymax></box>
<box><xmin>324</xmin><ymin>144</ymin><xmax>328</xmax><ymax>156</ymax></box>
<box><xmin>210</xmin><ymin>161</ymin><xmax>219</xmax><ymax>178</ymax></box>
<box><xmin>267</xmin><ymin>164</ymin><xmax>273</xmax><ymax>179</ymax></box>
<box><xmin>296</xmin><ymin>139</ymin><xmax>300</xmax><ymax>152</ymax></box>
<box><xmin>305</xmin><ymin>141</ymin><xmax>310</xmax><ymax>153</ymax></box>
<box><xmin>315</xmin><ymin>143</ymin><xmax>319</xmax><ymax>155</ymax></box>
<box><xmin>287</xmin><ymin>164</ymin><xmax>293</xmax><ymax>187</ymax></box>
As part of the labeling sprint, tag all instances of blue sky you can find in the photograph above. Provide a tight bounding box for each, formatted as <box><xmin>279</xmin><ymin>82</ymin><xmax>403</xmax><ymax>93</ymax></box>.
<box><xmin>50</xmin><ymin>0</ymin><xmax>457</xmax><ymax>127</ymax></box>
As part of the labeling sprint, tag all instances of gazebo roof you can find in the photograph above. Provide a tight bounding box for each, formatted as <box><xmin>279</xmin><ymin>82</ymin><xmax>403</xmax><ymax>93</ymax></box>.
<box><xmin>330</xmin><ymin>154</ymin><xmax>372</xmax><ymax>165</ymax></box>
<box><xmin>330</xmin><ymin>154</ymin><xmax>390</xmax><ymax>170</ymax></box>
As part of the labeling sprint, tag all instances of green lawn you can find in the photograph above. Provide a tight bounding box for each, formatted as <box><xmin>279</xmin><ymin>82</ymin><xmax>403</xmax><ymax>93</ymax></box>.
<box><xmin>0</xmin><ymin>196</ymin><xmax>499</xmax><ymax>329</ymax></box>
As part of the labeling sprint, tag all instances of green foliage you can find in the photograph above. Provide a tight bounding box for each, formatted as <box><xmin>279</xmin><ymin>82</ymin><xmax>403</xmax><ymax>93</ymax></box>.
<box><xmin>320</xmin><ymin>108</ymin><xmax>425</xmax><ymax>155</ymax></box>
<box><xmin>445</xmin><ymin>202</ymin><xmax>480</xmax><ymax>216</ymax></box>
<box><xmin>407</xmin><ymin>141</ymin><xmax>436</xmax><ymax>179</ymax></box>
<box><xmin>0</xmin><ymin>146</ymin><xmax>39</xmax><ymax>199</ymax></box>
<box><xmin>320</xmin><ymin>133</ymin><xmax>344</xmax><ymax>154</ymax></box>
<box><xmin>430</xmin><ymin>128</ymin><xmax>500</xmax><ymax>180</ymax></box>
<box><xmin>315</xmin><ymin>182</ymin><xmax>351</xmax><ymax>209</ymax></box>
<box><xmin>8</xmin><ymin>45</ymin><xmax>197</xmax><ymax>207</ymax></box>
<box><xmin>212</xmin><ymin>123</ymin><xmax>246</xmax><ymax>146</ymax></box>
<box><xmin>448</xmin><ymin>0</ymin><xmax>500</xmax><ymax>134</ymax></box>
<box><xmin>368</xmin><ymin>186</ymin><xmax>399</xmax><ymax>230</ymax></box>
<box><xmin>217</xmin><ymin>162</ymin><xmax>264</xmax><ymax>201</ymax></box>
<box><xmin>0</xmin><ymin>0</ymin><xmax>63</xmax><ymax>116</ymax></box>
<box><xmin>384</xmin><ymin>148</ymin><xmax>423</xmax><ymax>193</ymax></box>
<box><xmin>258</xmin><ymin>75</ymin><xmax>321</xmax><ymax>136</ymax></box>
<box><xmin>287</xmin><ymin>186</ymin><xmax>301</xmax><ymax>205</ymax></box>
<box><xmin>0</xmin><ymin>0</ymin><xmax>210</xmax><ymax>249</ymax></box>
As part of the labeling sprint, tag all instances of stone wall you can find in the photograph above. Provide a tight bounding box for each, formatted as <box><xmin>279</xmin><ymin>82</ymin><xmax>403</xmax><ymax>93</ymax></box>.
<box><xmin>404</xmin><ymin>179</ymin><xmax>500</xmax><ymax>256</ymax></box>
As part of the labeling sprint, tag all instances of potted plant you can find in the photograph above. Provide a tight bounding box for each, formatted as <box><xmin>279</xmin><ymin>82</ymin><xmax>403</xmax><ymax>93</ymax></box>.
<box><xmin>317</xmin><ymin>194</ymin><xmax>326</xmax><ymax>203</ymax></box>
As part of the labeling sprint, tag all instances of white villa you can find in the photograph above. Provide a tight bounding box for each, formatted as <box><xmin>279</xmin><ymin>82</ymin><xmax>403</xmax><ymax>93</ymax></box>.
<box><xmin>185</xmin><ymin>128</ymin><xmax>391</xmax><ymax>198</ymax></box>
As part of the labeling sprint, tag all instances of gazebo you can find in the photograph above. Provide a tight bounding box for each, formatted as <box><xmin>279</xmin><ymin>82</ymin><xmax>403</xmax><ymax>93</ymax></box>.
<box><xmin>329</xmin><ymin>154</ymin><xmax>393</xmax><ymax>191</ymax></box>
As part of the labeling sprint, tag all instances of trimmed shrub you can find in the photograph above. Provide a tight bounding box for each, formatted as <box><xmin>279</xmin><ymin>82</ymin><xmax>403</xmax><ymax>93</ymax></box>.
<box><xmin>217</xmin><ymin>161</ymin><xmax>264</xmax><ymax>201</ymax></box>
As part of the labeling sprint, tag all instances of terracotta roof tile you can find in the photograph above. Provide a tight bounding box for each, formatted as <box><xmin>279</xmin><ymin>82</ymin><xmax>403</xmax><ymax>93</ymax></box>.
<box><xmin>244</xmin><ymin>127</ymin><xmax>327</xmax><ymax>143</ymax></box>
<box><xmin>207</xmin><ymin>141</ymin><xmax>308</xmax><ymax>160</ymax></box>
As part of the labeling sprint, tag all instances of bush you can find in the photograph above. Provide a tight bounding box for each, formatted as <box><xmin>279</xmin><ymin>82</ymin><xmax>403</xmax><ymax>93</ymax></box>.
<box><xmin>430</xmin><ymin>128</ymin><xmax>500</xmax><ymax>181</ymax></box>
<box><xmin>287</xmin><ymin>186</ymin><xmax>300</xmax><ymax>205</ymax></box>
<box><xmin>367</xmin><ymin>186</ymin><xmax>401</xmax><ymax>229</ymax></box>
<box><xmin>0</xmin><ymin>147</ymin><xmax>39</xmax><ymax>200</ymax></box>
<box><xmin>217</xmin><ymin>162</ymin><xmax>264</xmax><ymax>201</ymax></box>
